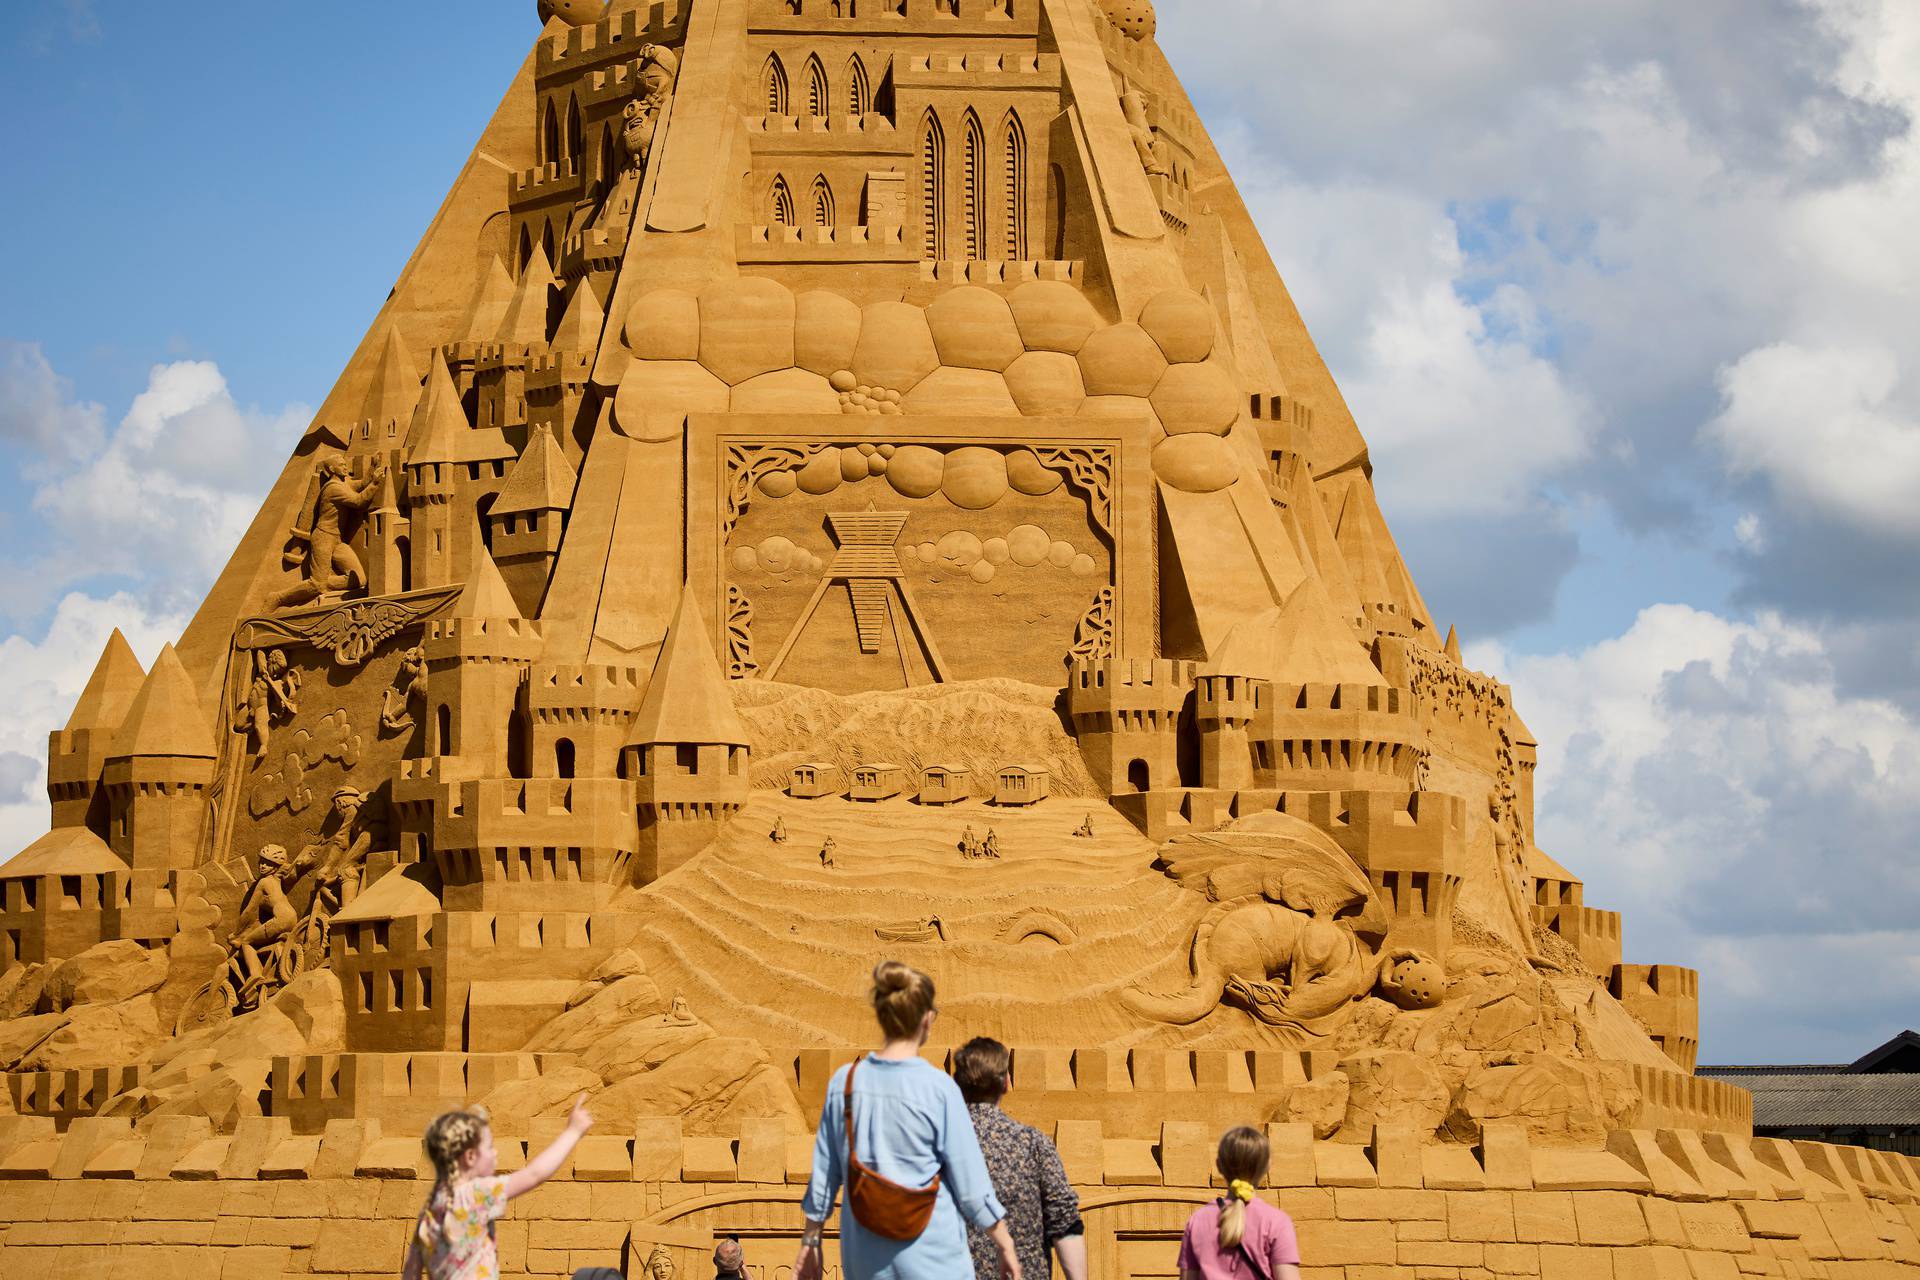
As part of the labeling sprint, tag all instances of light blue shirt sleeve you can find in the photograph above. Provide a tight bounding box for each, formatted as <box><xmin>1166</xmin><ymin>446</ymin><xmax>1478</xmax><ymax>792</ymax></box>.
<box><xmin>801</xmin><ymin>1068</ymin><xmax>845</xmax><ymax>1223</ymax></box>
<box><xmin>935</xmin><ymin>1073</ymin><xmax>1006</xmax><ymax>1231</ymax></box>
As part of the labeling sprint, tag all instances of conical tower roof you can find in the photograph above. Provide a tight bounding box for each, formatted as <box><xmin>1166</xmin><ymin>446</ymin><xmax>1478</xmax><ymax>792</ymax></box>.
<box><xmin>110</xmin><ymin>643</ymin><xmax>216</xmax><ymax>760</ymax></box>
<box><xmin>551</xmin><ymin>277</ymin><xmax>605</xmax><ymax>355</ymax></box>
<box><xmin>359</xmin><ymin>323</ymin><xmax>421</xmax><ymax>429</ymax></box>
<box><xmin>454</xmin><ymin>255</ymin><xmax>517</xmax><ymax>345</ymax></box>
<box><xmin>64</xmin><ymin>629</ymin><xmax>146</xmax><ymax>733</ymax></box>
<box><xmin>496</xmin><ymin>244</ymin><xmax>557</xmax><ymax>350</ymax></box>
<box><xmin>493</xmin><ymin>423</ymin><xmax>578</xmax><ymax>516</ymax></box>
<box><xmin>454</xmin><ymin>548</ymin><xmax>523</xmax><ymax>621</ymax></box>
<box><xmin>626</xmin><ymin>586</ymin><xmax>750</xmax><ymax>748</ymax></box>
<box><xmin>1209</xmin><ymin>574</ymin><xmax>1384</xmax><ymax>687</ymax></box>
<box><xmin>404</xmin><ymin>349</ymin><xmax>468</xmax><ymax>465</ymax></box>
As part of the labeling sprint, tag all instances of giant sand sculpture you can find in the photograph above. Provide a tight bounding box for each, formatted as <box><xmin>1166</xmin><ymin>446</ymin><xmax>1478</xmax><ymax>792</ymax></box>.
<box><xmin>2</xmin><ymin>1</ymin><xmax>1917</xmax><ymax>1276</ymax></box>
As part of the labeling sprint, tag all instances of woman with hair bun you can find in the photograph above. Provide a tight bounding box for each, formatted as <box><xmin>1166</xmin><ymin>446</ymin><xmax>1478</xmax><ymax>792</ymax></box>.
<box><xmin>1177</xmin><ymin>1127</ymin><xmax>1300</xmax><ymax>1280</ymax></box>
<box><xmin>797</xmin><ymin>961</ymin><xmax>1022</xmax><ymax>1280</ymax></box>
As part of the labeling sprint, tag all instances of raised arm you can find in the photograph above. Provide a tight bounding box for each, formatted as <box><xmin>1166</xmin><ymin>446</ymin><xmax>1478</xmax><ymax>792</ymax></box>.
<box><xmin>505</xmin><ymin>1094</ymin><xmax>593</xmax><ymax>1200</ymax></box>
<box><xmin>1033</xmin><ymin>1132</ymin><xmax>1086</xmax><ymax>1280</ymax></box>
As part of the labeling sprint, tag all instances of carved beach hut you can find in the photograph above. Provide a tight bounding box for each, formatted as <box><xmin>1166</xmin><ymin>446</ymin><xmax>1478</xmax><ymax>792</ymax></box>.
<box><xmin>849</xmin><ymin>763</ymin><xmax>906</xmax><ymax>802</ymax></box>
<box><xmin>994</xmin><ymin>763</ymin><xmax>1050</xmax><ymax>806</ymax></box>
<box><xmin>918</xmin><ymin>762</ymin><xmax>971</xmax><ymax>805</ymax></box>
<box><xmin>789</xmin><ymin>761</ymin><xmax>842</xmax><ymax>799</ymax></box>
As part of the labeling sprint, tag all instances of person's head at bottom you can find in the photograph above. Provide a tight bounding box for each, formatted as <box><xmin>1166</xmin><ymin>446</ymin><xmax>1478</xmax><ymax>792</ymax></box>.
<box><xmin>714</xmin><ymin>1236</ymin><xmax>745</xmax><ymax>1277</ymax></box>
<box><xmin>1215</xmin><ymin>1125</ymin><xmax>1271</xmax><ymax>1247</ymax></box>
<box><xmin>953</xmin><ymin>1036</ymin><xmax>1012</xmax><ymax>1106</ymax></box>
<box><xmin>871</xmin><ymin>959</ymin><xmax>936</xmax><ymax>1048</ymax></box>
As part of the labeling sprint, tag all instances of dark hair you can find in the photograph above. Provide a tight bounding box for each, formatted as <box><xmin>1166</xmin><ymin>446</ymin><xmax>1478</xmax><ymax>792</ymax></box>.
<box><xmin>952</xmin><ymin>1037</ymin><xmax>1012</xmax><ymax>1104</ymax></box>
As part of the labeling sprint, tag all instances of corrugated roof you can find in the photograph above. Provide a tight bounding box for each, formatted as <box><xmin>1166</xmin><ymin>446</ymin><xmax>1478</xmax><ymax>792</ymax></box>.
<box><xmin>1696</xmin><ymin>1068</ymin><xmax>1920</xmax><ymax>1129</ymax></box>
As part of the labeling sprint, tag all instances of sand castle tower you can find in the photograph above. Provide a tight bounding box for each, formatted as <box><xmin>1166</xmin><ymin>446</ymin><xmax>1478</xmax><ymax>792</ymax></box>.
<box><xmin>0</xmin><ymin>5</ymin><xmax>1879</xmax><ymax>1276</ymax></box>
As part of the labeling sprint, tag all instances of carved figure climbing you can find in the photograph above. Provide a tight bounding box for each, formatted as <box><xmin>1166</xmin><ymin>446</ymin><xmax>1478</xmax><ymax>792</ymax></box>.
<box><xmin>234</xmin><ymin>647</ymin><xmax>301</xmax><ymax>764</ymax></box>
<box><xmin>379</xmin><ymin>645</ymin><xmax>428</xmax><ymax>733</ymax></box>
<box><xmin>273</xmin><ymin>457</ymin><xmax>387</xmax><ymax>610</ymax></box>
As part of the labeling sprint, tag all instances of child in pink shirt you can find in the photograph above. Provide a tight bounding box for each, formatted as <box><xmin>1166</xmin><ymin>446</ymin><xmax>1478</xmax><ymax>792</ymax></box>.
<box><xmin>402</xmin><ymin>1094</ymin><xmax>594</xmax><ymax>1280</ymax></box>
<box><xmin>1177</xmin><ymin>1127</ymin><xmax>1301</xmax><ymax>1280</ymax></box>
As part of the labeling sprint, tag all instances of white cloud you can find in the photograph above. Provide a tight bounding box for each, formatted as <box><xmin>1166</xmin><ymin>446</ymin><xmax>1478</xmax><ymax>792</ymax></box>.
<box><xmin>0</xmin><ymin>342</ymin><xmax>106</xmax><ymax>467</ymax></box>
<box><xmin>9</xmin><ymin>356</ymin><xmax>307</xmax><ymax>621</ymax></box>
<box><xmin>0</xmin><ymin>592</ymin><xmax>190</xmax><ymax>859</ymax></box>
<box><xmin>1708</xmin><ymin>342</ymin><xmax>1920</xmax><ymax>537</ymax></box>
<box><xmin>1472</xmin><ymin>604</ymin><xmax>1920</xmax><ymax>1060</ymax></box>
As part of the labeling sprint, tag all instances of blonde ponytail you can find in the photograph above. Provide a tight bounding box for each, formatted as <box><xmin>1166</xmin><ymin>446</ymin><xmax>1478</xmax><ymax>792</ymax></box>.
<box><xmin>1215</xmin><ymin>1126</ymin><xmax>1270</xmax><ymax>1249</ymax></box>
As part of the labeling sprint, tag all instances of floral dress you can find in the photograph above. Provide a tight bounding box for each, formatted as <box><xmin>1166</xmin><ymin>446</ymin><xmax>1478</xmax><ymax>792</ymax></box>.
<box><xmin>415</xmin><ymin>1175</ymin><xmax>509</xmax><ymax>1280</ymax></box>
<box><xmin>965</xmin><ymin>1103</ymin><xmax>1082</xmax><ymax>1280</ymax></box>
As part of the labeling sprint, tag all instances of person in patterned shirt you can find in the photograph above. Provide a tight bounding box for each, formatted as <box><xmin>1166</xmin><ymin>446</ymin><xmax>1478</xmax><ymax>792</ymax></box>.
<box><xmin>953</xmin><ymin>1038</ymin><xmax>1088</xmax><ymax>1280</ymax></box>
<box><xmin>402</xmin><ymin>1094</ymin><xmax>595</xmax><ymax>1280</ymax></box>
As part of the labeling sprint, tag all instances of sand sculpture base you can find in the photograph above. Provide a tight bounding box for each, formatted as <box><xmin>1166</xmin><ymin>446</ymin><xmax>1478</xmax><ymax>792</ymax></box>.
<box><xmin>1</xmin><ymin>1112</ymin><xmax>1917</xmax><ymax>1279</ymax></box>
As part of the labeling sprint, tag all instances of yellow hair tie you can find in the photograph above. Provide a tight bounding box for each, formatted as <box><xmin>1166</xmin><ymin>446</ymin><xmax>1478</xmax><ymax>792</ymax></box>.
<box><xmin>1228</xmin><ymin>1178</ymin><xmax>1256</xmax><ymax>1203</ymax></box>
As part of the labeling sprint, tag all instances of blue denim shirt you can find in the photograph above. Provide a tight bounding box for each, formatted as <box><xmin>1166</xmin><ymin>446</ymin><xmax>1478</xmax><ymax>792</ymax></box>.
<box><xmin>802</xmin><ymin>1054</ymin><xmax>1008</xmax><ymax>1280</ymax></box>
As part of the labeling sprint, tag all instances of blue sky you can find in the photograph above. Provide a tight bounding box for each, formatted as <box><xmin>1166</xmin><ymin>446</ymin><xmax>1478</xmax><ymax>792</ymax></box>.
<box><xmin>4</xmin><ymin>1</ymin><xmax>1918</xmax><ymax>1062</ymax></box>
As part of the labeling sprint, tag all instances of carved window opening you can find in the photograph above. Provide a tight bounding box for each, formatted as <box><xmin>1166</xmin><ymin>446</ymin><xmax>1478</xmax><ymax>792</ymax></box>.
<box><xmin>803</xmin><ymin>54</ymin><xmax>827</xmax><ymax>117</ymax></box>
<box><xmin>541</xmin><ymin>221</ymin><xmax>557</xmax><ymax>276</ymax></box>
<box><xmin>518</xmin><ymin>224</ymin><xmax>534</xmax><ymax>276</ymax></box>
<box><xmin>435</xmin><ymin>705</ymin><xmax>452</xmax><ymax>756</ymax></box>
<box><xmin>395</xmin><ymin>536</ymin><xmax>412</xmax><ymax>593</ymax></box>
<box><xmin>963</xmin><ymin>111</ymin><xmax>985</xmax><ymax>260</ymax></box>
<box><xmin>542</xmin><ymin>99</ymin><xmax>560</xmax><ymax>165</ymax></box>
<box><xmin>599</xmin><ymin>126</ymin><xmax>617</xmax><ymax>185</ymax></box>
<box><xmin>555</xmin><ymin>738</ymin><xmax>576</xmax><ymax>779</ymax></box>
<box><xmin>1126</xmin><ymin>758</ymin><xmax>1150</xmax><ymax>792</ymax></box>
<box><xmin>811</xmin><ymin>175</ymin><xmax>835</xmax><ymax>227</ymax></box>
<box><xmin>507</xmin><ymin>709</ymin><xmax>531</xmax><ymax>779</ymax></box>
<box><xmin>921</xmin><ymin>112</ymin><xmax>946</xmax><ymax>259</ymax></box>
<box><xmin>676</xmin><ymin>743</ymin><xmax>698</xmax><ymax>772</ymax></box>
<box><xmin>847</xmin><ymin>56</ymin><xmax>871</xmax><ymax>116</ymax></box>
<box><xmin>1002</xmin><ymin>112</ymin><xmax>1028</xmax><ymax>260</ymax></box>
<box><xmin>1047</xmin><ymin>163</ymin><xmax>1067</xmax><ymax>260</ymax></box>
<box><xmin>358</xmin><ymin>972</ymin><xmax>374</xmax><ymax>1013</ymax></box>
<box><xmin>565</xmin><ymin>96</ymin><xmax>582</xmax><ymax>164</ymax></box>
<box><xmin>771</xmin><ymin>175</ymin><xmax>797</xmax><ymax>226</ymax></box>
<box><xmin>763</xmin><ymin>54</ymin><xmax>790</xmax><ymax>116</ymax></box>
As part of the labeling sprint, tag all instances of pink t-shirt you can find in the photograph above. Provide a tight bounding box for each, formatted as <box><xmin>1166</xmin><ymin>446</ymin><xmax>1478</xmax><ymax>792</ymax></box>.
<box><xmin>1177</xmin><ymin>1198</ymin><xmax>1300</xmax><ymax>1280</ymax></box>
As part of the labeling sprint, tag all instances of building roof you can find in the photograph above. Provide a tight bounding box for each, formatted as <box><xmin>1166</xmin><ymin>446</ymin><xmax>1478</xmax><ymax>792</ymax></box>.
<box><xmin>0</xmin><ymin>826</ymin><xmax>124</xmax><ymax>879</ymax></box>
<box><xmin>110</xmin><ymin>643</ymin><xmax>217</xmax><ymax>760</ymax></box>
<box><xmin>1209</xmin><ymin>573</ymin><xmax>1382</xmax><ymax>687</ymax></box>
<box><xmin>497</xmin><ymin>244</ymin><xmax>557</xmax><ymax>349</ymax></box>
<box><xmin>360</xmin><ymin>323</ymin><xmax>421</xmax><ymax>428</ymax></box>
<box><xmin>492</xmin><ymin>424</ymin><xmax>578</xmax><ymax>516</ymax></box>
<box><xmin>404</xmin><ymin>349</ymin><xmax>468</xmax><ymax>466</ymax></box>
<box><xmin>454</xmin><ymin>256</ymin><xmax>516</xmax><ymax>345</ymax></box>
<box><xmin>1852</xmin><ymin>1030</ymin><xmax>1920</xmax><ymax>1074</ymax></box>
<box><xmin>65</xmin><ymin>628</ymin><xmax>146</xmax><ymax>733</ymax></box>
<box><xmin>1695</xmin><ymin>1068</ymin><xmax>1920</xmax><ymax>1131</ymax></box>
<box><xmin>453</xmin><ymin>550</ymin><xmax>523</xmax><ymax>622</ymax></box>
<box><xmin>551</xmin><ymin>277</ymin><xmax>605</xmax><ymax>354</ymax></box>
<box><xmin>334</xmin><ymin>863</ymin><xmax>441</xmax><ymax>923</ymax></box>
<box><xmin>625</xmin><ymin>586</ymin><xmax>751</xmax><ymax>748</ymax></box>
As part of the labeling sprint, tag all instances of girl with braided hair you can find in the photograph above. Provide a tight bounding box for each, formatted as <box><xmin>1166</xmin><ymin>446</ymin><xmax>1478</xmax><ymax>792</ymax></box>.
<box><xmin>1175</xmin><ymin>1127</ymin><xmax>1301</xmax><ymax>1280</ymax></box>
<box><xmin>402</xmin><ymin>1094</ymin><xmax>594</xmax><ymax>1280</ymax></box>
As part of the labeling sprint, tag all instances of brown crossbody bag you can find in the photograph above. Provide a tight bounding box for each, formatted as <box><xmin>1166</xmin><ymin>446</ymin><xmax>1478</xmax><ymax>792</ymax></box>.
<box><xmin>843</xmin><ymin>1059</ymin><xmax>941</xmax><ymax>1241</ymax></box>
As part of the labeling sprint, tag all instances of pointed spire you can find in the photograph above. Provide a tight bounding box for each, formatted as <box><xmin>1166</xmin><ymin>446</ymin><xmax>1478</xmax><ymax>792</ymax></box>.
<box><xmin>1209</xmin><ymin>575</ymin><xmax>1384</xmax><ymax>687</ymax></box>
<box><xmin>110</xmin><ymin>644</ymin><xmax>216</xmax><ymax>760</ymax></box>
<box><xmin>493</xmin><ymin>424</ymin><xmax>579</xmax><ymax>516</ymax></box>
<box><xmin>1328</xmin><ymin>480</ymin><xmax>1400</xmax><ymax>608</ymax></box>
<box><xmin>360</xmin><ymin>323</ymin><xmax>421</xmax><ymax>428</ymax></box>
<box><xmin>1443</xmin><ymin>625</ymin><xmax>1461</xmax><ymax>662</ymax></box>
<box><xmin>453</xmin><ymin>548</ymin><xmax>524</xmax><ymax>621</ymax></box>
<box><xmin>65</xmin><ymin>629</ymin><xmax>147</xmax><ymax>733</ymax></box>
<box><xmin>550</xmin><ymin>278</ymin><xmax>605</xmax><ymax>355</ymax></box>
<box><xmin>497</xmin><ymin>244</ymin><xmax>558</xmax><ymax>349</ymax></box>
<box><xmin>455</xmin><ymin>255</ymin><xmax>517</xmax><ymax>345</ymax></box>
<box><xmin>626</xmin><ymin>586</ymin><xmax>750</xmax><ymax>748</ymax></box>
<box><xmin>404</xmin><ymin>349</ymin><xmax>468</xmax><ymax>465</ymax></box>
